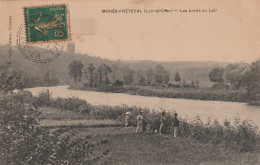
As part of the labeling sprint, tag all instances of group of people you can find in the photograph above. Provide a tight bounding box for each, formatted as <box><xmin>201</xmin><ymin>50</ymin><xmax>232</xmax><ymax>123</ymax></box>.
<box><xmin>134</xmin><ymin>110</ymin><xmax>180</xmax><ymax>138</ymax></box>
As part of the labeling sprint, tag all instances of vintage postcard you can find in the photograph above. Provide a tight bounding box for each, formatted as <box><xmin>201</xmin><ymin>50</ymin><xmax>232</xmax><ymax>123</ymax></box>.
<box><xmin>0</xmin><ymin>0</ymin><xmax>260</xmax><ymax>164</ymax></box>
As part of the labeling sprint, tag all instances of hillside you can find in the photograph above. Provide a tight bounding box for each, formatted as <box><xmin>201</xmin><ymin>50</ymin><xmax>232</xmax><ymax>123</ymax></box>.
<box><xmin>0</xmin><ymin>44</ymin><xmax>229</xmax><ymax>87</ymax></box>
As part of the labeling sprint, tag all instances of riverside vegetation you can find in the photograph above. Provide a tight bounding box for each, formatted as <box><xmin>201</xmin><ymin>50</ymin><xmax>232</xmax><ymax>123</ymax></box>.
<box><xmin>36</xmin><ymin>90</ymin><xmax>260</xmax><ymax>152</ymax></box>
<box><xmin>69</xmin><ymin>59</ymin><xmax>260</xmax><ymax>105</ymax></box>
<box><xmin>72</xmin><ymin>84</ymin><xmax>249</xmax><ymax>103</ymax></box>
<box><xmin>1</xmin><ymin>89</ymin><xmax>259</xmax><ymax>164</ymax></box>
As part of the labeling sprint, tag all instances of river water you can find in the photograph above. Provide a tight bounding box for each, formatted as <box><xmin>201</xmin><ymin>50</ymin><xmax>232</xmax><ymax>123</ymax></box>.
<box><xmin>26</xmin><ymin>86</ymin><xmax>260</xmax><ymax>127</ymax></box>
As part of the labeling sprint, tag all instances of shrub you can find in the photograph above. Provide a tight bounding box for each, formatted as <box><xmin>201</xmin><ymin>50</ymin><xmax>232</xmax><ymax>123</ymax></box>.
<box><xmin>212</xmin><ymin>83</ymin><xmax>229</xmax><ymax>89</ymax></box>
<box><xmin>51</xmin><ymin>97</ymin><xmax>92</xmax><ymax>113</ymax></box>
<box><xmin>36</xmin><ymin>89</ymin><xmax>52</xmax><ymax>106</ymax></box>
<box><xmin>35</xmin><ymin>90</ymin><xmax>92</xmax><ymax>114</ymax></box>
<box><xmin>177</xmin><ymin>117</ymin><xmax>259</xmax><ymax>152</ymax></box>
<box><xmin>0</xmin><ymin>92</ymin><xmax>108</xmax><ymax>164</ymax></box>
<box><xmin>99</xmin><ymin>105</ymin><xmax>259</xmax><ymax>152</ymax></box>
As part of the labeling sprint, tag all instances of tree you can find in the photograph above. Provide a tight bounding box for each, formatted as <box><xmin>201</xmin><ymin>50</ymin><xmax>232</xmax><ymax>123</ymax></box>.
<box><xmin>0</xmin><ymin>69</ymin><xmax>24</xmax><ymax>92</ymax></box>
<box><xmin>243</xmin><ymin>60</ymin><xmax>260</xmax><ymax>104</ymax></box>
<box><xmin>123</xmin><ymin>70</ymin><xmax>134</xmax><ymax>85</ymax></box>
<box><xmin>113</xmin><ymin>79</ymin><xmax>123</xmax><ymax>86</ymax></box>
<box><xmin>175</xmin><ymin>71</ymin><xmax>181</xmax><ymax>82</ymax></box>
<box><xmin>154</xmin><ymin>65</ymin><xmax>164</xmax><ymax>84</ymax></box>
<box><xmin>93</xmin><ymin>71</ymin><xmax>98</xmax><ymax>87</ymax></box>
<box><xmin>154</xmin><ymin>64</ymin><xmax>170</xmax><ymax>84</ymax></box>
<box><xmin>195</xmin><ymin>79</ymin><xmax>200</xmax><ymax>88</ymax></box>
<box><xmin>224</xmin><ymin>63</ymin><xmax>249</xmax><ymax>90</ymax></box>
<box><xmin>95</xmin><ymin>64</ymin><xmax>112</xmax><ymax>86</ymax></box>
<box><xmin>84</xmin><ymin>63</ymin><xmax>96</xmax><ymax>87</ymax></box>
<box><xmin>68</xmin><ymin>60</ymin><xmax>83</xmax><ymax>84</ymax></box>
<box><xmin>96</xmin><ymin>66</ymin><xmax>103</xmax><ymax>86</ymax></box>
<box><xmin>101</xmin><ymin>64</ymin><xmax>112</xmax><ymax>85</ymax></box>
<box><xmin>145</xmin><ymin>69</ymin><xmax>154</xmax><ymax>84</ymax></box>
<box><xmin>209</xmin><ymin>67</ymin><xmax>224</xmax><ymax>83</ymax></box>
<box><xmin>163</xmin><ymin>71</ymin><xmax>170</xmax><ymax>84</ymax></box>
<box><xmin>138</xmin><ymin>76</ymin><xmax>146</xmax><ymax>85</ymax></box>
<box><xmin>111</xmin><ymin>63</ymin><xmax>118</xmax><ymax>82</ymax></box>
<box><xmin>43</xmin><ymin>71</ymin><xmax>59</xmax><ymax>86</ymax></box>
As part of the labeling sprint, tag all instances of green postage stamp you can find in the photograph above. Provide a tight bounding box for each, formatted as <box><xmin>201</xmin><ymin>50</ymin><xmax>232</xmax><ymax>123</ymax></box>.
<box><xmin>24</xmin><ymin>5</ymin><xmax>70</xmax><ymax>43</ymax></box>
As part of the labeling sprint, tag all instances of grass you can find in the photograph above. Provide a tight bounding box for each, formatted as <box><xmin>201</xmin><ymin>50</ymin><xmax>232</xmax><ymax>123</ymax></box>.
<box><xmin>38</xmin><ymin>106</ymin><xmax>121</xmax><ymax>128</ymax></box>
<box><xmin>37</xmin><ymin>106</ymin><xmax>260</xmax><ymax>164</ymax></box>
<box><xmin>37</xmin><ymin>107</ymin><xmax>260</xmax><ymax>165</ymax></box>
<box><xmin>60</xmin><ymin>126</ymin><xmax>260</xmax><ymax>165</ymax></box>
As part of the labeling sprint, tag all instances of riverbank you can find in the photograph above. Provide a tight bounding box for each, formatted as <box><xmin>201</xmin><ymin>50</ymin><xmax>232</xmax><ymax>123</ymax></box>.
<box><xmin>38</xmin><ymin>105</ymin><xmax>260</xmax><ymax>164</ymax></box>
<box><xmin>71</xmin><ymin>85</ymin><xmax>249</xmax><ymax>103</ymax></box>
<box><xmin>48</xmin><ymin>126</ymin><xmax>260</xmax><ymax>165</ymax></box>
<box><xmin>38</xmin><ymin>106</ymin><xmax>260</xmax><ymax>164</ymax></box>
<box><xmin>1</xmin><ymin>90</ymin><xmax>260</xmax><ymax>164</ymax></box>
<box><xmin>35</xmin><ymin>90</ymin><xmax>259</xmax><ymax>152</ymax></box>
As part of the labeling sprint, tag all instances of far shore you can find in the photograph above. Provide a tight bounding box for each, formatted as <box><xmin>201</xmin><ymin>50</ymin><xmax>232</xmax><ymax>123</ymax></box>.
<box><xmin>70</xmin><ymin>84</ymin><xmax>251</xmax><ymax>104</ymax></box>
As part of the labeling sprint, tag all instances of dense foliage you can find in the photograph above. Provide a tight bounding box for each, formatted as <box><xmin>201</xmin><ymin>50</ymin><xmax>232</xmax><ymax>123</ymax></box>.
<box><xmin>68</xmin><ymin>60</ymin><xmax>83</xmax><ymax>84</ymax></box>
<box><xmin>209</xmin><ymin>67</ymin><xmax>224</xmax><ymax>83</ymax></box>
<box><xmin>243</xmin><ymin>60</ymin><xmax>260</xmax><ymax>105</ymax></box>
<box><xmin>70</xmin><ymin>62</ymin><xmax>172</xmax><ymax>88</ymax></box>
<box><xmin>73</xmin><ymin>59</ymin><xmax>260</xmax><ymax>104</ymax></box>
<box><xmin>0</xmin><ymin>70</ymin><xmax>23</xmax><ymax>92</ymax></box>
<box><xmin>224</xmin><ymin>63</ymin><xmax>249</xmax><ymax>90</ymax></box>
<box><xmin>0</xmin><ymin>91</ymin><xmax>107</xmax><ymax>165</ymax></box>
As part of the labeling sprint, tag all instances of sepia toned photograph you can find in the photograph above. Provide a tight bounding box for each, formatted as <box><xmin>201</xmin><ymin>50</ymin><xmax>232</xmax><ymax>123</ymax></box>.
<box><xmin>0</xmin><ymin>0</ymin><xmax>260</xmax><ymax>164</ymax></box>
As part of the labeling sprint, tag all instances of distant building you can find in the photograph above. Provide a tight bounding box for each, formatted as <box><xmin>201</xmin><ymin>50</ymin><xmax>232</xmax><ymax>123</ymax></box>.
<box><xmin>67</xmin><ymin>42</ymin><xmax>75</xmax><ymax>55</ymax></box>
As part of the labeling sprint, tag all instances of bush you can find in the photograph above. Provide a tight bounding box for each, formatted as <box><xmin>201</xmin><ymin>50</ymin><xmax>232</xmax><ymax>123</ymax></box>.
<box><xmin>36</xmin><ymin>89</ymin><xmax>52</xmax><ymax>106</ymax></box>
<box><xmin>90</xmin><ymin>104</ymin><xmax>259</xmax><ymax>152</ymax></box>
<box><xmin>0</xmin><ymin>91</ymin><xmax>107</xmax><ymax>164</ymax></box>
<box><xmin>177</xmin><ymin>117</ymin><xmax>259</xmax><ymax>152</ymax></box>
<box><xmin>35</xmin><ymin>90</ymin><xmax>92</xmax><ymax>114</ymax></box>
<box><xmin>52</xmin><ymin>97</ymin><xmax>92</xmax><ymax>113</ymax></box>
<box><xmin>212</xmin><ymin>83</ymin><xmax>229</xmax><ymax>89</ymax></box>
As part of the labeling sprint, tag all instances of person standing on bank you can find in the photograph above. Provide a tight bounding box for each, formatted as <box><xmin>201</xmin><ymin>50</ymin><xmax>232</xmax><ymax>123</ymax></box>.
<box><xmin>136</xmin><ymin>110</ymin><xmax>144</xmax><ymax>133</ymax></box>
<box><xmin>172</xmin><ymin>113</ymin><xmax>180</xmax><ymax>138</ymax></box>
<box><xmin>159</xmin><ymin>111</ymin><xmax>166</xmax><ymax>135</ymax></box>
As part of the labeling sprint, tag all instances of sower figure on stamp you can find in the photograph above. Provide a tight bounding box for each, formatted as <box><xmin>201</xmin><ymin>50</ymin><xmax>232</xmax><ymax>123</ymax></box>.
<box><xmin>136</xmin><ymin>110</ymin><xmax>144</xmax><ymax>133</ymax></box>
<box><xmin>172</xmin><ymin>113</ymin><xmax>180</xmax><ymax>138</ymax></box>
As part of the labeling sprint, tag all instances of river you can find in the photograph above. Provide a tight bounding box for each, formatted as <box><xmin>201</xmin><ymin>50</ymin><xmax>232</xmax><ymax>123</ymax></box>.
<box><xmin>26</xmin><ymin>86</ymin><xmax>260</xmax><ymax>127</ymax></box>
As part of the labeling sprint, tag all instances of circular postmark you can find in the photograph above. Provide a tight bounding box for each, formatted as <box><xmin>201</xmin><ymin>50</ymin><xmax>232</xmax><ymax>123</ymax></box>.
<box><xmin>17</xmin><ymin>25</ymin><xmax>65</xmax><ymax>63</ymax></box>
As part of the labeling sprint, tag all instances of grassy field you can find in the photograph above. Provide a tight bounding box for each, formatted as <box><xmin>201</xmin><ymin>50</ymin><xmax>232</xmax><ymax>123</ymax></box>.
<box><xmin>48</xmin><ymin>126</ymin><xmax>260</xmax><ymax>165</ymax></box>
<box><xmin>38</xmin><ymin>107</ymin><xmax>121</xmax><ymax>128</ymax></box>
<box><xmin>39</xmin><ymin>107</ymin><xmax>260</xmax><ymax>165</ymax></box>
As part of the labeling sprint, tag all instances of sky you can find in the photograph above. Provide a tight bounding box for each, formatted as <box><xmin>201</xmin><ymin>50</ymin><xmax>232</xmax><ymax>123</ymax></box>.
<box><xmin>0</xmin><ymin>0</ymin><xmax>260</xmax><ymax>63</ymax></box>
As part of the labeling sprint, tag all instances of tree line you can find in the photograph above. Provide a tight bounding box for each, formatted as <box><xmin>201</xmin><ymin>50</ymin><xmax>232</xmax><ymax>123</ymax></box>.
<box><xmin>68</xmin><ymin>61</ymin><xmax>174</xmax><ymax>87</ymax></box>
<box><xmin>0</xmin><ymin>66</ymin><xmax>59</xmax><ymax>92</ymax></box>
<box><xmin>209</xmin><ymin>60</ymin><xmax>260</xmax><ymax>104</ymax></box>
